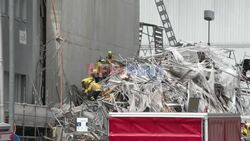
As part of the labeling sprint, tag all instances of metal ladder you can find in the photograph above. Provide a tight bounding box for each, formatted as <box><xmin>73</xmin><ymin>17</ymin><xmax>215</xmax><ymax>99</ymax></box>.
<box><xmin>139</xmin><ymin>23</ymin><xmax>143</xmax><ymax>49</ymax></box>
<box><xmin>153</xmin><ymin>26</ymin><xmax>163</xmax><ymax>53</ymax></box>
<box><xmin>138</xmin><ymin>22</ymin><xmax>164</xmax><ymax>55</ymax></box>
<box><xmin>154</xmin><ymin>0</ymin><xmax>178</xmax><ymax>46</ymax></box>
<box><xmin>138</xmin><ymin>23</ymin><xmax>144</xmax><ymax>55</ymax></box>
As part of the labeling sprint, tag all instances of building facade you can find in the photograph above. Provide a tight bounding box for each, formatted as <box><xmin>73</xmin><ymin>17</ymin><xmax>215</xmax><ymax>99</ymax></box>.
<box><xmin>1</xmin><ymin>0</ymin><xmax>140</xmax><ymax>139</ymax></box>
<box><xmin>140</xmin><ymin>0</ymin><xmax>250</xmax><ymax>63</ymax></box>
<box><xmin>140</xmin><ymin>0</ymin><xmax>250</xmax><ymax>45</ymax></box>
<box><xmin>46</xmin><ymin>0</ymin><xmax>140</xmax><ymax>104</ymax></box>
<box><xmin>1</xmin><ymin>0</ymin><xmax>53</xmax><ymax>139</ymax></box>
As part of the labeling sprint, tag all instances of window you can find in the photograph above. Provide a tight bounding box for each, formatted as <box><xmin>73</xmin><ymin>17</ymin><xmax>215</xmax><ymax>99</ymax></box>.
<box><xmin>15</xmin><ymin>0</ymin><xmax>27</xmax><ymax>20</ymax></box>
<box><xmin>0</xmin><ymin>0</ymin><xmax>8</xmax><ymax>15</ymax></box>
<box><xmin>3</xmin><ymin>72</ymin><xmax>27</xmax><ymax>103</ymax></box>
<box><xmin>15</xmin><ymin>0</ymin><xmax>21</xmax><ymax>18</ymax></box>
<box><xmin>21</xmin><ymin>0</ymin><xmax>27</xmax><ymax>20</ymax></box>
<box><xmin>15</xmin><ymin>74</ymin><xmax>26</xmax><ymax>103</ymax></box>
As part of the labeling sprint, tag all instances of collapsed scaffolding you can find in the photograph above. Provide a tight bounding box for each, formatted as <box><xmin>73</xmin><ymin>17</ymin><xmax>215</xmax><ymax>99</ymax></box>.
<box><xmin>49</xmin><ymin>44</ymin><xmax>250</xmax><ymax>140</ymax></box>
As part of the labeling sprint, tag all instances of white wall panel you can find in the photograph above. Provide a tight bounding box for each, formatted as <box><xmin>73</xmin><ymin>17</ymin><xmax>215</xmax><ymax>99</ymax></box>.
<box><xmin>140</xmin><ymin>0</ymin><xmax>250</xmax><ymax>45</ymax></box>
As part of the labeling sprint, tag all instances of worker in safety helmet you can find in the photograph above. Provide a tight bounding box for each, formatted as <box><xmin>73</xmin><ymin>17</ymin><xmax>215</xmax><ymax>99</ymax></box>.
<box><xmin>81</xmin><ymin>76</ymin><xmax>102</xmax><ymax>101</ymax></box>
<box><xmin>106</xmin><ymin>50</ymin><xmax>113</xmax><ymax>64</ymax></box>
<box><xmin>94</xmin><ymin>59</ymin><xmax>104</xmax><ymax>82</ymax></box>
<box><xmin>103</xmin><ymin>50</ymin><xmax>114</xmax><ymax>77</ymax></box>
<box><xmin>242</xmin><ymin>122</ymin><xmax>250</xmax><ymax>136</ymax></box>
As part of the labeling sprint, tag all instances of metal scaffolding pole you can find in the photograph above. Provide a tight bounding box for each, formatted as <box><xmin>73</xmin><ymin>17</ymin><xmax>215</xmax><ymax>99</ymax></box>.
<box><xmin>8</xmin><ymin>0</ymin><xmax>15</xmax><ymax>131</ymax></box>
<box><xmin>0</xmin><ymin>4</ymin><xmax>4</xmax><ymax>122</ymax></box>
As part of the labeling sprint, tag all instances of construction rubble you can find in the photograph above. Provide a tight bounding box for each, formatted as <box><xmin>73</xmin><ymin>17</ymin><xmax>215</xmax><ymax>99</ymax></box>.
<box><xmin>49</xmin><ymin>45</ymin><xmax>250</xmax><ymax>140</ymax></box>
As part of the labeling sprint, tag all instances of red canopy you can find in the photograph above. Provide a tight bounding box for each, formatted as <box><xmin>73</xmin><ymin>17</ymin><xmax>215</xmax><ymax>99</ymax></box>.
<box><xmin>208</xmin><ymin>117</ymin><xmax>241</xmax><ymax>141</ymax></box>
<box><xmin>109</xmin><ymin>117</ymin><xmax>202</xmax><ymax>141</ymax></box>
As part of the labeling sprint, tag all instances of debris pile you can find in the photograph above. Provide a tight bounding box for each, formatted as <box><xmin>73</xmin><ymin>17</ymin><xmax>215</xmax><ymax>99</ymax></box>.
<box><xmin>100</xmin><ymin>45</ymin><xmax>242</xmax><ymax>113</ymax></box>
<box><xmin>50</xmin><ymin>99</ymin><xmax>109</xmax><ymax>140</ymax></box>
<box><xmin>50</xmin><ymin>45</ymin><xmax>250</xmax><ymax>140</ymax></box>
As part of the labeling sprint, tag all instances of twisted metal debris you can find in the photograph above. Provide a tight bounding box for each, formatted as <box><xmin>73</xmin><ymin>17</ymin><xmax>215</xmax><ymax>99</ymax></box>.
<box><xmin>100</xmin><ymin>45</ymin><xmax>245</xmax><ymax>113</ymax></box>
<box><xmin>50</xmin><ymin>44</ymin><xmax>250</xmax><ymax>140</ymax></box>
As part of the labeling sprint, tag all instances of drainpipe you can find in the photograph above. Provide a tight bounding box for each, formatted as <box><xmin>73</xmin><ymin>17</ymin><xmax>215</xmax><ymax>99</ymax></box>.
<box><xmin>9</xmin><ymin>0</ymin><xmax>15</xmax><ymax>131</ymax></box>
<box><xmin>0</xmin><ymin>4</ymin><xmax>4</xmax><ymax>122</ymax></box>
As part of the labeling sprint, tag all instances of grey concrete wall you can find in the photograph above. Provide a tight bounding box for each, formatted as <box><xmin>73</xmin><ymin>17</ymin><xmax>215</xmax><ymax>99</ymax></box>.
<box><xmin>46</xmin><ymin>0</ymin><xmax>139</xmax><ymax>104</ymax></box>
<box><xmin>0</xmin><ymin>0</ymin><xmax>41</xmax><ymax>104</ymax></box>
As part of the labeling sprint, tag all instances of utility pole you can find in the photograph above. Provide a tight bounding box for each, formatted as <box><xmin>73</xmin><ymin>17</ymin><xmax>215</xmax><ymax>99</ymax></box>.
<box><xmin>0</xmin><ymin>3</ymin><xmax>4</xmax><ymax>123</ymax></box>
<box><xmin>9</xmin><ymin>0</ymin><xmax>15</xmax><ymax>131</ymax></box>
<box><xmin>204</xmin><ymin>10</ymin><xmax>214</xmax><ymax>46</ymax></box>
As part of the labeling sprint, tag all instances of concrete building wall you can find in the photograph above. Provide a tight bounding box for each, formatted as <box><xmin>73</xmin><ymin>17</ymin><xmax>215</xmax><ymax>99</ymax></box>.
<box><xmin>0</xmin><ymin>0</ymin><xmax>41</xmax><ymax>105</ymax></box>
<box><xmin>46</xmin><ymin>0</ymin><xmax>139</xmax><ymax>103</ymax></box>
<box><xmin>140</xmin><ymin>0</ymin><xmax>250</xmax><ymax>45</ymax></box>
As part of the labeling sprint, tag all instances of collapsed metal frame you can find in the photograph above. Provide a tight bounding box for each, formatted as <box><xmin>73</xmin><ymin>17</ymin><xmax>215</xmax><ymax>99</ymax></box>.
<box><xmin>138</xmin><ymin>22</ymin><xmax>164</xmax><ymax>56</ymax></box>
<box><xmin>4</xmin><ymin>102</ymin><xmax>52</xmax><ymax>140</ymax></box>
<box><xmin>154</xmin><ymin>0</ymin><xmax>178</xmax><ymax>47</ymax></box>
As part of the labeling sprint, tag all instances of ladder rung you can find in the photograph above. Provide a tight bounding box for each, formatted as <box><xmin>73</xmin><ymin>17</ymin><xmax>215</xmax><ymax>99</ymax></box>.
<box><xmin>156</xmin><ymin>49</ymin><xmax>163</xmax><ymax>51</ymax></box>
<box><xmin>159</xmin><ymin>10</ymin><xmax>167</xmax><ymax>16</ymax></box>
<box><xmin>155</xmin><ymin>40</ymin><xmax>163</xmax><ymax>44</ymax></box>
<box><xmin>155</xmin><ymin>35</ymin><xmax>163</xmax><ymax>39</ymax></box>
<box><xmin>168</xmin><ymin>36</ymin><xmax>176</xmax><ymax>41</ymax></box>
<box><xmin>155</xmin><ymin>0</ymin><xmax>164</xmax><ymax>7</ymax></box>
<box><xmin>154</xmin><ymin>29</ymin><xmax>163</xmax><ymax>33</ymax></box>
<box><xmin>155</xmin><ymin>44</ymin><xmax>163</xmax><ymax>48</ymax></box>
<box><xmin>162</xmin><ymin>18</ymin><xmax>170</xmax><ymax>24</ymax></box>
<box><xmin>155</xmin><ymin>40</ymin><xmax>163</xmax><ymax>43</ymax></box>
<box><xmin>155</xmin><ymin>39</ymin><xmax>163</xmax><ymax>43</ymax></box>
<box><xmin>155</xmin><ymin>39</ymin><xmax>163</xmax><ymax>42</ymax></box>
<box><xmin>154</xmin><ymin>27</ymin><xmax>162</xmax><ymax>31</ymax></box>
<box><xmin>155</xmin><ymin>45</ymin><xmax>163</xmax><ymax>48</ymax></box>
<box><xmin>155</xmin><ymin>34</ymin><xmax>163</xmax><ymax>37</ymax></box>
<box><xmin>165</xmin><ymin>27</ymin><xmax>173</xmax><ymax>32</ymax></box>
<box><xmin>155</xmin><ymin>38</ymin><xmax>163</xmax><ymax>42</ymax></box>
<box><xmin>155</xmin><ymin>32</ymin><xmax>163</xmax><ymax>36</ymax></box>
<box><xmin>155</xmin><ymin>46</ymin><xmax>163</xmax><ymax>49</ymax></box>
<box><xmin>155</xmin><ymin>31</ymin><xmax>163</xmax><ymax>35</ymax></box>
<box><xmin>155</xmin><ymin>49</ymin><xmax>162</xmax><ymax>51</ymax></box>
<box><xmin>155</xmin><ymin>42</ymin><xmax>162</xmax><ymax>45</ymax></box>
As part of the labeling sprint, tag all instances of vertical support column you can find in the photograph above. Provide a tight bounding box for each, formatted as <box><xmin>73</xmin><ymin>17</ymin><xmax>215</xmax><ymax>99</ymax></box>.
<box><xmin>208</xmin><ymin>21</ymin><xmax>210</xmax><ymax>46</ymax></box>
<box><xmin>45</xmin><ymin>106</ymin><xmax>48</xmax><ymax>137</ymax></box>
<box><xmin>32</xmin><ymin>0</ymin><xmax>40</xmax><ymax>104</ymax></box>
<box><xmin>41</xmin><ymin>0</ymin><xmax>47</xmax><ymax>105</ymax></box>
<box><xmin>22</xmin><ymin>104</ymin><xmax>25</xmax><ymax>138</ymax></box>
<box><xmin>8</xmin><ymin>0</ymin><xmax>15</xmax><ymax>131</ymax></box>
<box><xmin>34</xmin><ymin>105</ymin><xmax>37</xmax><ymax>140</ymax></box>
<box><xmin>204</xmin><ymin>117</ymin><xmax>209</xmax><ymax>141</ymax></box>
<box><xmin>58</xmin><ymin>46</ymin><xmax>64</xmax><ymax>107</ymax></box>
<box><xmin>0</xmin><ymin>2</ymin><xmax>5</xmax><ymax>122</ymax></box>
